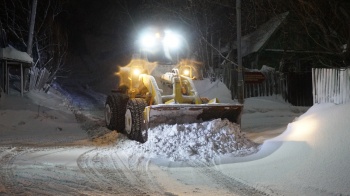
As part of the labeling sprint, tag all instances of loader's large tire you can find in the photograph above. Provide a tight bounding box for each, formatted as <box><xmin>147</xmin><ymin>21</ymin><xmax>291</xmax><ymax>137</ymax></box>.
<box><xmin>105</xmin><ymin>94</ymin><xmax>129</xmax><ymax>133</ymax></box>
<box><xmin>125</xmin><ymin>98</ymin><xmax>148</xmax><ymax>143</ymax></box>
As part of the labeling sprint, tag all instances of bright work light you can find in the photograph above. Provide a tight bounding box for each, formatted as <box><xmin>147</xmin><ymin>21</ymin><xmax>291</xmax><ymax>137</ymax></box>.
<box><xmin>163</xmin><ymin>30</ymin><xmax>181</xmax><ymax>49</ymax></box>
<box><xmin>138</xmin><ymin>28</ymin><xmax>184</xmax><ymax>63</ymax></box>
<box><xmin>133</xmin><ymin>68</ymin><xmax>141</xmax><ymax>76</ymax></box>
<box><xmin>140</xmin><ymin>33</ymin><xmax>156</xmax><ymax>49</ymax></box>
<box><xmin>183</xmin><ymin>69</ymin><xmax>190</xmax><ymax>76</ymax></box>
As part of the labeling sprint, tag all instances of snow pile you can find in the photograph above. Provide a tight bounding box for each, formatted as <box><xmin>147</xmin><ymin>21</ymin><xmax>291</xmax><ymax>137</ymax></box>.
<box><xmin>193</xmin><ymin>78</ymin><xmax>235</xmax><ymax>103</ymax></box>
<box><xmin>119</xmin><ymin>119</ymin><xmax>259</xmax><ymax>161</ymax></box>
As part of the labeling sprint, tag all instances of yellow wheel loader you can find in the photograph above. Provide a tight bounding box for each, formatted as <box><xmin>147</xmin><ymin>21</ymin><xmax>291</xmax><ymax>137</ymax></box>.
<box><xmin>105</xmin><ymin>62</ymin><xmax>243</xmax><ymax>143</ymax></box>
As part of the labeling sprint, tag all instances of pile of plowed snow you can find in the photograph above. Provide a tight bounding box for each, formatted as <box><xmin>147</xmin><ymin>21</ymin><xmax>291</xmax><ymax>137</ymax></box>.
<box><xmin>193</xmin><ymin>78</ymin><xmax>235</xmax><ymax>103</ymax></box>
<box><xmin>112</xmin><ymin>79</ymin><xmax>258</xmax><ymax>161</ymax></box>
<box><xmin>117</xmin><ymin>119</ymin><xmax>259</xmax><ymax>161</ymax></box>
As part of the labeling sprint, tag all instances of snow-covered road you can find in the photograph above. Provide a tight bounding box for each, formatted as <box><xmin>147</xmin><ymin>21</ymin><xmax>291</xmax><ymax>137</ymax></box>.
<box><xmin>0</xmin><ymin>84</ymin><xmax>268</xmax><ymax>195</ymax></box>
<box><xmin>5</xmin><ymin>79</ymin><xmax>349</xmax><ymax>196</ymax></box>
<box><xmin>0</xmin><ymin>145</ymin><xmax>264</xmax><ymax>196</ymax></box>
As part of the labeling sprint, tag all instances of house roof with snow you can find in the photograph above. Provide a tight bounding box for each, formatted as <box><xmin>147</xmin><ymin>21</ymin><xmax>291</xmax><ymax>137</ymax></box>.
<box><xmin>234</xmin><ymin>12</ymin><xmax>289</xmax><ymax>57</ymax></box>
<box><xmin>0</xmin><ymin>45</ymin><xmax>33</xmax><ymax>64</ymax></box>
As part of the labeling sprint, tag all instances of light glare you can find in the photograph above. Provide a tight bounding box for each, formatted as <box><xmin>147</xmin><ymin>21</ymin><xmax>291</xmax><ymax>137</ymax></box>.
<box><xmin>183</xmin><ymin>69</ymin><xmax>190</xmax><ymax>75</ymax></box>
<box><xmin>163</xmin><ymin>30</ymin><xmax>180</xmax><ymax>49</ymax></box>
<box><xmin>133</xmin><ymin>69</ymin><xmax>141</xmax><ymax>76</ymax></box>
<box><xmin>140</xmin><ymin>34</ymin><xmax>155</xmax><ymax>49</ymax></box>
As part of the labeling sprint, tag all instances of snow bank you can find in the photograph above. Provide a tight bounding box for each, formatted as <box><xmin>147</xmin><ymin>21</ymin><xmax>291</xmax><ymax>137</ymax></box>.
<box><xmin>219</xmin><ymin>102</ymin><xmax>350</xmax><ymax>195</ymax></box>
<box><xmin>117</xmin><ymin>119</ymin><xmax>259</xmax><ymax>162</ymax></box>
<box><xmin>0</xmin><ymin>90</ymin><xmax>90</xmax><ymax>146</ymax></box>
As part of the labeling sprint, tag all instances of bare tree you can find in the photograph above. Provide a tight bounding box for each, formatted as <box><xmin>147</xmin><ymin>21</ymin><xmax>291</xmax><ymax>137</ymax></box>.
<box><xmin>27</xmin><ymin>0</ymin><xmax>37</xmax><ymax>56</ymax></box>
<box><xmin>0</xmin><ymin>0</ymin><xmax>69</xmax><ymax>88</ymax></box>
<box><xmin>287</xmin><ymin>0</ymin><xmax>350</xmax><ymax>67</ymax></box>
<box><xmin>119</xmin><ymin>0</ymin><xmax>350</xmax><ymax>76</ymax></box>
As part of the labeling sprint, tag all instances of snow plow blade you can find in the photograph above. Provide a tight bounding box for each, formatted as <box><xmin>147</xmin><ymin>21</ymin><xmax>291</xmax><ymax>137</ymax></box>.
<box><xmin>144</xmin><ymin>104</ymin><xmax>243</xmax><ymax>128</ymax></box>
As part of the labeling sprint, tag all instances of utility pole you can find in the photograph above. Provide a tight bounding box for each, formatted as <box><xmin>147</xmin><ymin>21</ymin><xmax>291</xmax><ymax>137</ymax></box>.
<box><xmin>236</xmin><ymin>0</ymin><xmax>244</xmax><ymax>104</ymax></box>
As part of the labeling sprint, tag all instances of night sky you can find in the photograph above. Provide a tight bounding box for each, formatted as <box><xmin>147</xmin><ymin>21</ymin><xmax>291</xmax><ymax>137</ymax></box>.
<box><xmin>1</xmin><ymin>0</ymin><xmax>349</xmax><ymax>92</ymax></box>
<box><xmin>65</xmin><ymin>0</ymin><xmax>143</xmax><ymax>65</ymax></box>
<box><xmin>54</xmin><ymin>0</ymin><xmax>151</xmax><ymax>91</ymax></box>
<box><xmin>57</xmin><ymin>0</ymin><xmax>194</xmax><ymax>92</ymax></box>
<box><xmin>62</xmin><ymin>1</ymin><xmax>190</xmax><ymax>76</ymax></box>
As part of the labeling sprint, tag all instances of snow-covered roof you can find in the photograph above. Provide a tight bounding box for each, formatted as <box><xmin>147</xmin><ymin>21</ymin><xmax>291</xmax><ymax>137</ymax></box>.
<box><xmin>234</xmin><ymin>12</ymin><xmax>289</xmax><ymax>57</ymax></box>
<box><xmin>0</xmin><ymin>45</ymin><xmax>33</xmax><ymax>64</ymax></box>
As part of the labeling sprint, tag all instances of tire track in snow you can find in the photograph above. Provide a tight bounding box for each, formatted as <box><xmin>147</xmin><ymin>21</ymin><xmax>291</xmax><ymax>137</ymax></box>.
<box><xmin>187</xmin><ymin>160</ymin><xmax>267</xmax><ymax>196</ymax></box>
<box><xmin>1</xmin><ymin>146</ymin><xmax>166</xmax><ymax>195</ymax></box>
<box><xmin>0</xmin><ymin>147</ymin><xmax>17</xmax><ymax>194</ymax></box>
<box><xmin>77</xmin><ymin>148</ymin><xmax>130</xmax><ymax>195</ymax></box>
<box><xmin>77</xmin><ymin>147</ymin><xmax>165</xmax><ymax>195</ymax></box>
<box><xmin>1</xmin><ymin>147</ymin><xmax>103</xmax><ymax>195</ymax></box>
<box><xmin>0</xmin><ymin>147</ymin><xmax>34</xmax><ymax>195</ymax></box>
<box><xmin>116</xmin><ymin>149</ymin><xmax>166</xmax><ymax>195</ymax></box>
<box><xmin>0</xmin><ymin>147</ymin><xmax>44</xmax><ymax>195</ymax></box>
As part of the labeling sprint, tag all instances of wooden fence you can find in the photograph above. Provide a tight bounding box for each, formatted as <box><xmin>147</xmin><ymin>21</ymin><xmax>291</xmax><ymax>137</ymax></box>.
<box><xmin>312</xmin><ymin>68</ymin><xmax>350</xmax><ymax>104</ymax></box>
<box><xmin>283</xmin><ymin>72</ymin><xmax>313</xmax><ymax>106</ymax></box>
<box><xmin>218</xmin><ymin>65</ymin><xmax>314</xmax><ymax>106</ymax></box>
<box><xmin>219</xmin><ymin>66</ymin><xmax>281</xmax><ymax>99</ymax></box>
<box><xmin>244</xmin><ymin>71</ymin><xmax>312</xmax><ymax>106</ymax></box>
<box><xmin>244</xmin><ymin>66</ymin><xmax>280</xmax><ymax>98</ymax></box>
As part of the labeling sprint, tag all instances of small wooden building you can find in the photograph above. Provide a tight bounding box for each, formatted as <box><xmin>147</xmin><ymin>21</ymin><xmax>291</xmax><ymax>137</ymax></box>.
<box><xmin>0</xmin><ymin>46</ymin><xmax>33</xmax><ymax>97</ymax></box>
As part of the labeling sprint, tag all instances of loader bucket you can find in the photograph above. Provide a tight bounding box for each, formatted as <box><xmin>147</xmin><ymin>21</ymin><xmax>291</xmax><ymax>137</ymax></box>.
<box><xmin>144</xmin><ymin>104</ymin><xmax>243</xmax><ymax>128</ymax></box>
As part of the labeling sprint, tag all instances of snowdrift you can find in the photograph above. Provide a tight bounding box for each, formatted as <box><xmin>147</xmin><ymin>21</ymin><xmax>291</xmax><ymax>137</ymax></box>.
<box><xmin>219</xmin><ymin>103</ymin><xmax>350</xmax><ymax>195</ymax></box>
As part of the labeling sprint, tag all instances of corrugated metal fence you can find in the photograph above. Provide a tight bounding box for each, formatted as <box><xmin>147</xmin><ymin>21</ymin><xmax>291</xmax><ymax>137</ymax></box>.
<box><xmin>312</xmin><ymin>68</ymin><xmax>350</xmax><ymax>104</ymax></box>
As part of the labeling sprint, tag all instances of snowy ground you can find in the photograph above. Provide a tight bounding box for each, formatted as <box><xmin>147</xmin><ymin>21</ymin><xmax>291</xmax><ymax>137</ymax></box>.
<box><xmin>0</xmin><ymin>78</ymin><xmax>349</xmax><ymax>196</ymax></box>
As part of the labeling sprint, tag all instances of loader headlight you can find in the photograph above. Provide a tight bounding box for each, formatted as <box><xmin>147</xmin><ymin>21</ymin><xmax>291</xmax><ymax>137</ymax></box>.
<box><xmin>133</xmin><ymin>69</ymin><xmax>141</xmax><ymax>76</ymax></box>
<box><xmin>140</xmin><ymin>33</ymin><xmax>156</xmax><ymax>49</ymax></box>
<box><xmin>183</xmin><ymin>69</ymin><xmax>190</xmax><ymax>76</ymax></box>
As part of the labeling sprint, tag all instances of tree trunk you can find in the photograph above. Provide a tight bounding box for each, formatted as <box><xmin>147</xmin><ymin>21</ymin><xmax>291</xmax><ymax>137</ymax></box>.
<box><xmin>27</xmin><ymin>0</ymin><xmax>38</xmax><ymax>56</ymax></box>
